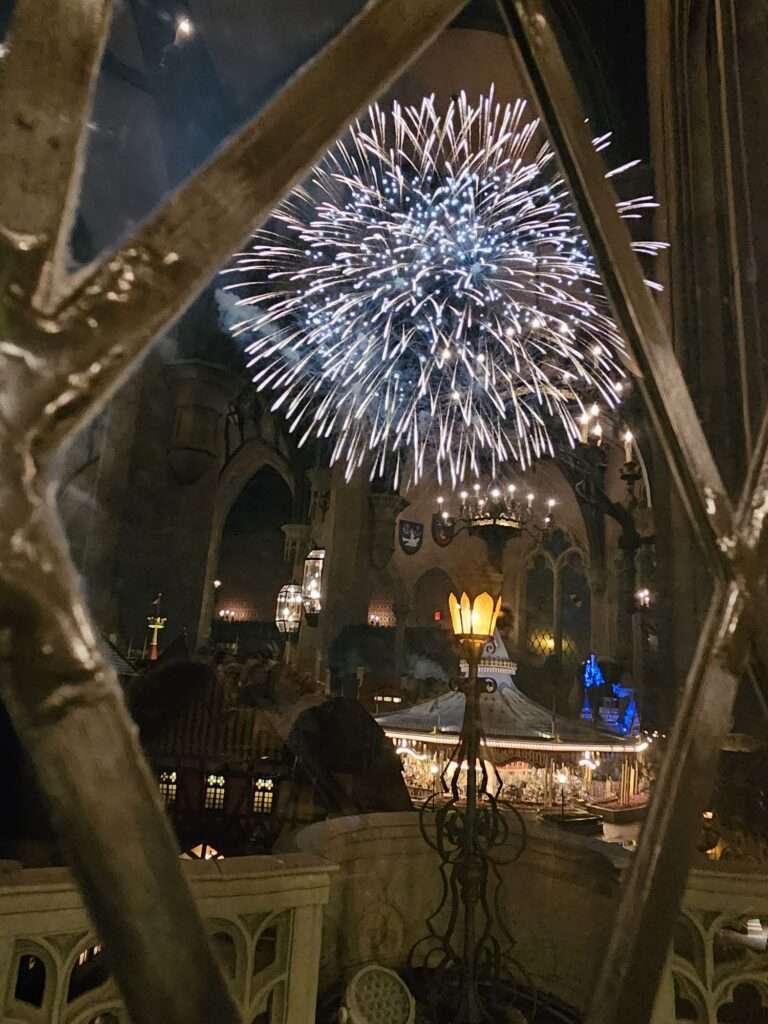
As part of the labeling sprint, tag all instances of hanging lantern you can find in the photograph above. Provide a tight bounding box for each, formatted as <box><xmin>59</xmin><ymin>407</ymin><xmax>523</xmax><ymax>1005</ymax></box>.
<box><xmin>301</xmin><ymin>549</ymin><xmax>326</xmax><ymax>617</ymax></box>
<box><xmin>275</xmin><ymin>584</ymin><xmax>303</xmax><ymax>635</ymax></box>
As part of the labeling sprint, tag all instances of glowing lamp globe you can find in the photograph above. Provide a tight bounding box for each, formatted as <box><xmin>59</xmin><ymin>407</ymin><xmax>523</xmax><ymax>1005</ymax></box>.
<box><xmin>448</xmin><ymin>591</ymin><xmax>502</xmax><ymax>642</ymax></box>
<box><xmin>275</xmin><ymin>584</ymin><xmax>302</xmax><ymax>635</ymax></box>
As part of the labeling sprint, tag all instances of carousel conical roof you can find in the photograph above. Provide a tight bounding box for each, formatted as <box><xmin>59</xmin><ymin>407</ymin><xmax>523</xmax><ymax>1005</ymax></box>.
<box><xmin>376</xmin><ymin>633</ymin><xmax>640</xmax><ymax>753</ymax></box>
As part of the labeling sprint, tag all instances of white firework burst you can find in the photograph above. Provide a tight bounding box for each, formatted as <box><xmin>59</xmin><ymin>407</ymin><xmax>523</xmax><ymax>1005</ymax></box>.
<box><xmin>221</xmin><ymin>89</ymin><xmax>664</xmax><ymax>486</ymax></box>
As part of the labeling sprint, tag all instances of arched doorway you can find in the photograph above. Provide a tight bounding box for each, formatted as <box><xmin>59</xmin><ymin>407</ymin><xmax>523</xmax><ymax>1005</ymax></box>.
<box><xmin>412</xmin><ymin>567</ymin><xmax>456</xmax><ymax>627</ymax></box>
<box><xmin>196</xmin><ymin>438</ymin><xmax>294</xmax><ymax>648</ymax></box>
<box><xmin>213</xmin><ymin>467</ymin><xmax>292</xmax><ymax>650</ymax></box>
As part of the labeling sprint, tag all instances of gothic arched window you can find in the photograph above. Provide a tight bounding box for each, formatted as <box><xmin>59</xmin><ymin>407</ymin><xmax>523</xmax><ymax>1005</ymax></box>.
<box><xmin>523</xmin><ymin>536</ymin><xmax>591</xmax><ymax>664</ymax></box>
<box><xmin>525</xmin><ymin>554</ymin><xmax>555</xmax><ymax>658</ymax></box>
<box><xmin>559</xmin><ymin>550</ymin><xmax>591</xmax><ymax>665</ymax></box>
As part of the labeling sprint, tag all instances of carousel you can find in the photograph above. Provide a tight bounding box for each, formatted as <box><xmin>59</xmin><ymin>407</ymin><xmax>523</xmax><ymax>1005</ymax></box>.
<box><xmin>376</xmin><ymin>632</ymin><xmax>649</xmax><ymax>817</ymax></box>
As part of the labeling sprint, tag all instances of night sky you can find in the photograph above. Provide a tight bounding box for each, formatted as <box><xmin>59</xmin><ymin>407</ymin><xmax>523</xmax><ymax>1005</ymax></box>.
<box><xmin>1</xmin><ymin>0</ymin><xmax>648</xmax><ymax>261</ymax></box>
<box><xmin>455</xmin><ymin>0</ymin><xmax>649</xmax><ymax>158</ymax></box>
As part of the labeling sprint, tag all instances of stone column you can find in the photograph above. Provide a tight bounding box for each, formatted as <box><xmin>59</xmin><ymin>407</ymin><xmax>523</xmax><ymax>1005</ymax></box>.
<box><xmin>368</xmin><ymin>493</ymin><xmax>409</xmax><ymax>570</ymax></box>
<box><xmin>393</xmin><ymin>599</ymin><xmax>411</xmax><ymax>681</ymax></box>
<box><xmin>282</xmin><ymin>523</ymin><xmax>311</xmax><ymax>584</ymax></box>
<box><xmin>164</xmin><ymin>360</ymin><xmax>237</xmax><ymax>486</ymax></box>
<box><xmin>162</xmin><ymin>360</ymin><xmax>239</xmax><ymax>650</ymax></box>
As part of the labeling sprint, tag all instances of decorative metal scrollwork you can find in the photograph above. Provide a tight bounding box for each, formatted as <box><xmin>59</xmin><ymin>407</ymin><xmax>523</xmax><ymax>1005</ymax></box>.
<box><xmin>409</xmin><ymin>659</ymin><xmax>532</xmax><ymax>1023</ymax></box>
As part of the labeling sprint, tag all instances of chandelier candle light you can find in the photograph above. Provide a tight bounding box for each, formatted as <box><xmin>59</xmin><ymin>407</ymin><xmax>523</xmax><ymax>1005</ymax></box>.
<box><xmin>221</xmin><ymin>89</ymin><xmax>664</xmax><ymax>486</ymax></box>
<box><xmin>437</xmin><ymin>481</ymin><xmax>555</xmax><ymax>535</ymax></box>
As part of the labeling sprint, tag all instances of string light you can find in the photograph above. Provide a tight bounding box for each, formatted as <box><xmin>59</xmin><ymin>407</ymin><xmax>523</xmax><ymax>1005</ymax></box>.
<box><xmin>222</xmin><ymin>89</ymin><xmax>664</xmax><ymax>485</ymax></box>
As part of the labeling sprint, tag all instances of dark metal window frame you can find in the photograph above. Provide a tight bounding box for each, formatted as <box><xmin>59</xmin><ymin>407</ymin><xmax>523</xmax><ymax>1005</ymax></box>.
<box><xmin>0</xmin><ymin>1</ymin><xmax>757</xmax><ymax>1022</ymax></box>
<box><xmin>0</xmin><ymin>2</ymin><xmax>466</xmax><ymax>1022</ymax></box>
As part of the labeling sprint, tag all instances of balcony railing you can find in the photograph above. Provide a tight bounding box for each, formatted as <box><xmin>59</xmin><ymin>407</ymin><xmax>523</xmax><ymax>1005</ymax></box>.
<box><xmin>0</xmin><ymin>853</ymin><xmax>333</xmax><ymax>1024</ymax></box>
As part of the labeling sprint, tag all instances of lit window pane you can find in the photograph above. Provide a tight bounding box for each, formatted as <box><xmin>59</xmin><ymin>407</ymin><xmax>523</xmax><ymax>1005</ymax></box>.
<box><xmin>204</xmin><ymin>774</ymin><xmax>226</xmax><ymax>811</ymax></box>
<box><xmin>252</xmin><ymin>776</ymin><xmax>275</xmax><ymax>814</ymax></box>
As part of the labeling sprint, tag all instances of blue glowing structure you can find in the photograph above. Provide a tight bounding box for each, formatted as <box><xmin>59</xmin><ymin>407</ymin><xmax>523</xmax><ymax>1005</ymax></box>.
<box><xmin>611</xmin><ymin>682</ymin><xmax>640</xmax><ymax>737</ymax></box>
<box><xmin>581</xmin><ymin>652</ymin><xmax>605</xmax><ymax>721</ymax></box>
<box><xmin>583</xmin><ymin>652</ymin><xmax>605</xmax><ymax>689</ymax></box>
<box><xmin>222</xmin><ymin>90</ymin><xmax>664</xmax><ymax>485</ymax></box>
<box><xmin>582</xmin><ymin>653</ymin><xmax>640</xmax><ymax>735</ymax></box>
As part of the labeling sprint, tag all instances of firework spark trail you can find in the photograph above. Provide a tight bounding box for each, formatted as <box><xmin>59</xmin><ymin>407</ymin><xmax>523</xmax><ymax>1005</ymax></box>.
<box><xmin>221</xmin><ymin>89</ymin><xmax>665</xmax><ymax>487</ymax></box>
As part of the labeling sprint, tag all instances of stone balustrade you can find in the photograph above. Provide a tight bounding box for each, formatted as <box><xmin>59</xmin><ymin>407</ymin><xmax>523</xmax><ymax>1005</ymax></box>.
<box><xmin>290</xmin><ymin>812</ymin><xmax>768</xmax><ymax>1023</ymax></box>
<box><xmin>291</xmin><ymin>811</ymin><xmax>627</xmax><ymax>1012</ymax></box>
<box><xmin>0</xmin><ymin>813</ymin><xmax>764</xmax><ymax>1023</ymax></box>
<box><xmin>0</xmin><ymin>853</ymin><xmax>333</xmax><ymax>1024</ymax></box>
<box><xmin>661</xmin><ymin>865</ymin><xmax>768</xmax><ymax>1022</ymax></box>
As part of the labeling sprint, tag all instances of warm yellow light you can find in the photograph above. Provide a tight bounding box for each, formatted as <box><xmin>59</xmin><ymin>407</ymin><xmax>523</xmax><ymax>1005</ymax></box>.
<box><xmin>448</xmin><ymin>591</ymin><xmax>502</xmax><ymax>640</ymax></box>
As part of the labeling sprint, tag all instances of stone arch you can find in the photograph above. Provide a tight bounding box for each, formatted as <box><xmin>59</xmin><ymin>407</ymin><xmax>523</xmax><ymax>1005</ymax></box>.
<box><xmin>673</xmin><ymin>912</ymin><xmax>708</xmax><ymax>979</ymax></box>
<box><xmin>672</xmin><ymin>969</ymin><xmax>708</xmax><ymax>1023</ymax></box>
<box><xmin>215</xmin><ymin>465</ymin><xmax>293</xmax><ymax>625</ymax></box>
<box><xmin>717</xmin><ymin>979</ymin><xmax>768</xmax><ymax>1022</ymax></box>
<box><xmin>517</xmin><ymin>539</ymin><xmax>591</xmax><ymax>674</ymax></box>
<box><xmin>366</xmin><ymin>566</ymin><xmax>402</xmax><ymax>627</ymax></box>
<box><xmin>206</xmin><ymin>918</ymin><xmax>247</xmax><ymax>992</ymax></box>
<box><xmin>557</xmin><ymin>547</ymin><xmax>591</xmax><ymax>666</ymax></box>
<box><xmin>66</xmin><ymin>937</ymin><xmax>110</xmax><ymax>1006</ymax></box>
<box><xmin>411</xmin><ymin>567</ymin><xmax>457</xmax><ymax>627</ymax></box>
<box><xmin>197</xmin><ymin>439</ymin><xmax>295</xmax><ymax>646</ymax></box>
<box><xmin>521</xmin><ymin>550</ymin><xmax>555</xmax><ymax>661</ymax></box>
<box><xmin>7</xmin><ymin>940</ymin><xmax>56</xmax><ymax>1016</ymax></box>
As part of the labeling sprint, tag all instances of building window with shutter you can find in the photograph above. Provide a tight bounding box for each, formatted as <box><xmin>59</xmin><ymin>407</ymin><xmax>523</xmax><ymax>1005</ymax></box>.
<box><xmin>252</xmin><ymin>776</ymin><xmax>275</xmax><ymax>814</ymax></box>
<box><xmin>204</xmin><ymin>774</ymin><xmax>226</xmax><ymax>811</ymax></box>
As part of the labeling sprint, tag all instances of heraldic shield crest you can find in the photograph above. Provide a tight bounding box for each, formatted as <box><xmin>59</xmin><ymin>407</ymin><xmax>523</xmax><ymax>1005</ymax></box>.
<box><xmin>398</xmin><ymin>520</ymin><xmax>424</xmax><ymax>555</ymax></box>
<box><xmin>431</xmin><ymin>513</ymin><xmax>455</xmax><ymax>547</ymax></box>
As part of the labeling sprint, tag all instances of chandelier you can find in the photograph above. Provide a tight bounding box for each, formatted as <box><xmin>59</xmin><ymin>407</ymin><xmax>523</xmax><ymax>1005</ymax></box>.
<box><xmin>435</xmin><ymin>481</ymin><xmax>555</xmax><ymax>541</ymax></box>
<box><xmin>434</xmin><ymin>481</ymin><xmax>561</xmax><ymax>569</ymax></box>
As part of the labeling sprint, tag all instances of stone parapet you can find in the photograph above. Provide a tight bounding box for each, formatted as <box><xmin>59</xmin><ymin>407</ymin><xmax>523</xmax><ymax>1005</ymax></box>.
<box><xmin>0</xmin><ymin>853</ymin><xmax>333</xmax><ymax>1024</ymax></box>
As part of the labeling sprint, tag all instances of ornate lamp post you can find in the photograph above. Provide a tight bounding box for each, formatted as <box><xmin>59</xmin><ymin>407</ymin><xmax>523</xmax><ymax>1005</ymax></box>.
<box><xmin>448</xmin><ymin>591</ymin><xmax>501</xmax><ymax>1024</ymax></box>
<box><xmin>412</xmin><ymin>591</ymin><xmax>527</xmax><ymax>1023</ymax></box>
